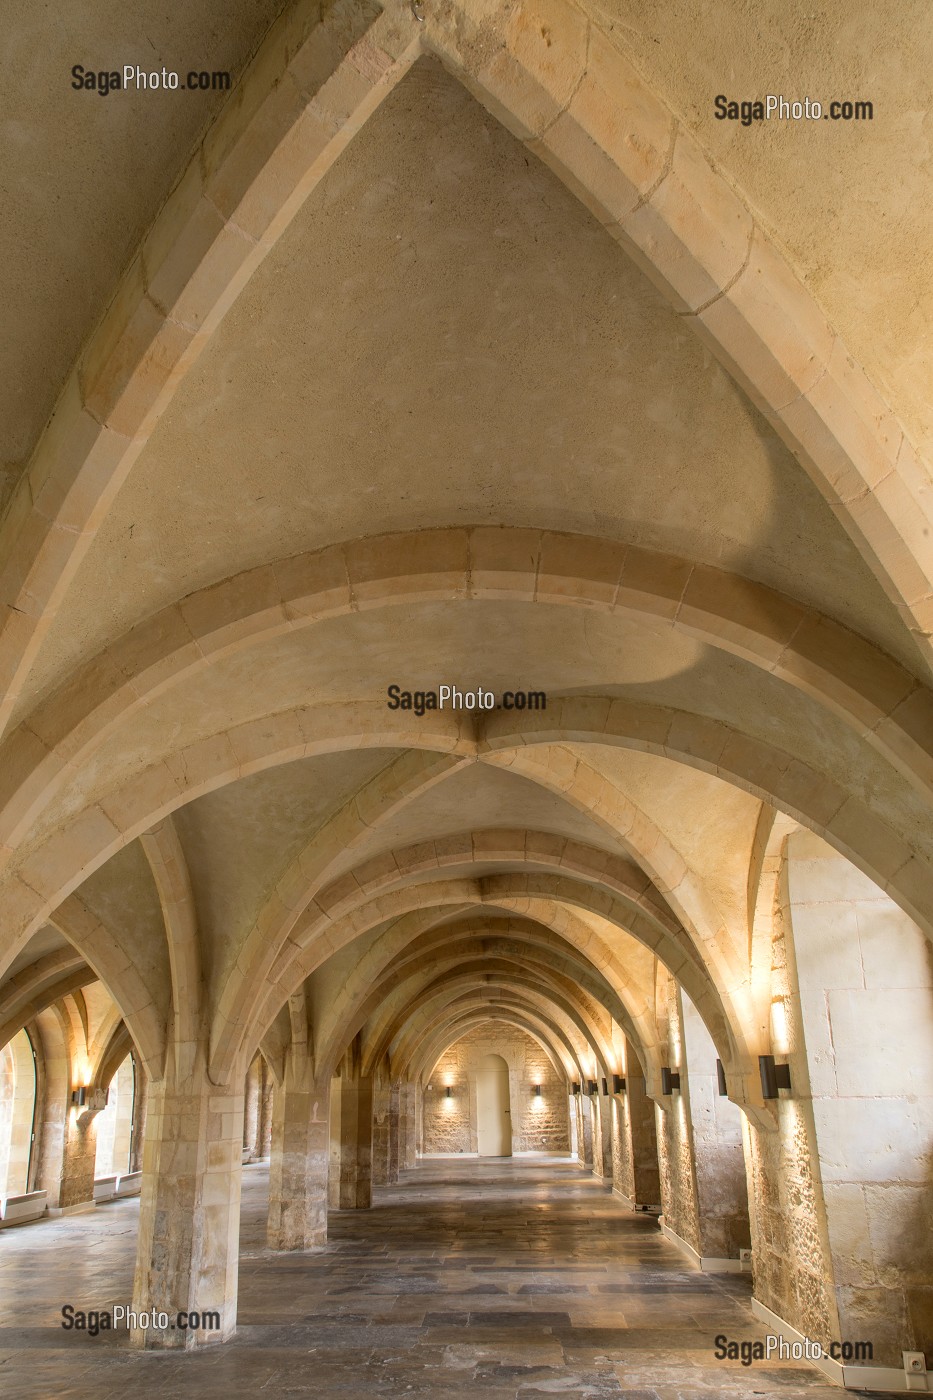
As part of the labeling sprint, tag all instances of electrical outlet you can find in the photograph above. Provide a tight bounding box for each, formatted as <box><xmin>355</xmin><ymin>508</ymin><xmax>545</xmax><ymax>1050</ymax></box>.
<box><xmin>904</xmin><ymin>1352</ymin><xmax>927</xmax><ymax>1374</ymax></box>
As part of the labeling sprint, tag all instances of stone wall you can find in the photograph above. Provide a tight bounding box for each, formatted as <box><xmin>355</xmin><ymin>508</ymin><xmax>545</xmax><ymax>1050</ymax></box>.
<box><xmin>654</xmin><ymin>974</ymin><xmax>701</xmax><ymax>1255</ymax></box>
<box><xmin>610</xmin><ymin>1040</ymin><xmax>661</xmax><ymax>1206</ymax></box>
<box><xmin>756</xmin><ymin>830</ymin><xmax>933</xmax><ymax>1367</ymax></box>
<box><xmin>681</xmin><ymin>996</ymin><xmax>750</xmax><ymax>1260</ymax></box>
<box><xmin>422</xmin><ymin>1023</ymin><xmax>569</xmax><ymax>1155</ymax></box>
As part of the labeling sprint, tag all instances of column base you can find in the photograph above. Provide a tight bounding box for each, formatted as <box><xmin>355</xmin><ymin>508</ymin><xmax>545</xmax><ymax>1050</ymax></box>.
<box><xmin>751</xmin><ymin>1298</ymin><xmax>929</xmax><ymax>1393</ymax></box>
<box><xmin>658</xmin><ymin>1217</ymin><xmax>751</xmax><ymax>1273</ymax></box>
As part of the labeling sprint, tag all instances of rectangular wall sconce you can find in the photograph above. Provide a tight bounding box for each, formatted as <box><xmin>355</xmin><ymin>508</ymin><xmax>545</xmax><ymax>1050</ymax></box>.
<box><xmin>759</xmin><ymin>1055</ymin><xmax>792</xmax><ymax>1099</ymax></box>
<box><xmin>71</xmin><ymin>1086</ymin><xmax>87</xmax><ymax>1107</ymax></box>
<box><xmin>661</xmin><ymin>1067</ymin><xmax>680</xmax><ymax>1094</ymax></box>
<box><xmin>601</xmin><ymin>1077</ymin><xmax>609</xmax><ymax>1096</ymax></box>
<box><xmin>587</xmin><ymin>1079</ymin><xmax>599</xmax><ymax>1096</ymax></box>
<box><xmin>571</xmin><ymin>1081</ymin><xmax>581</xmax><ymax>1094</ymax></box>
<box><xmin>445</xmin><ymin>1085</ymin><xmax>452</xmax><ymax>1097</ymax></box>
<box><xmin>612</xmin><ymin>1074</ymin><xmax>625</xmax><ymax>1094</ymax></box>
<box><xmin>534</xmin><ymin>1083</ymin><xmax>542</xmax><ymax>1096</ymax></box>
<box><xmin>716</xmin><ymin>1059</ymin><xmax>728</xmax><ymax>1096</ymax></box>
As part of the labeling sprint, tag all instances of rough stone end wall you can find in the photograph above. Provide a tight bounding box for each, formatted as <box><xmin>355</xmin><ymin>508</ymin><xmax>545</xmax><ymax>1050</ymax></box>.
<box><xmin>422</xmin><ymin>1024</ymin><xmax>569</xmax><ymax>1155</ymax></box>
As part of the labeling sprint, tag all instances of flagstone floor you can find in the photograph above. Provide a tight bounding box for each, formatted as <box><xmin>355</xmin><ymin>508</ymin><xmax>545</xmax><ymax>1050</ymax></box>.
<box><xmin>0</xmin><ymin>1156</ymin><xmax>872</xmax><ymax>1398</ymax></box>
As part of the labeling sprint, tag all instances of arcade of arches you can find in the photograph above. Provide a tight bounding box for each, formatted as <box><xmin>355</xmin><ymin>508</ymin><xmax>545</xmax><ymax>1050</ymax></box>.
<box><xmin>1</xmin><ymin>0</ymin><xmax>931</xmax><ymax>1395</ymax></box>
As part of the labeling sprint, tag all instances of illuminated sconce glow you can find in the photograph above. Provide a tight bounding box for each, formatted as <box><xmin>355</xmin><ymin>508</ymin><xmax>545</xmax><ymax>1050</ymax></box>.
<box><xmin>534</xmin><ymin>1084</ymin><xmax>541</xmax><ymax>1096</ymax></box>
<box><xmin>771</xmin><ymin>999</ymin><xmax>790</xmax><ymax>1055</ymax></box>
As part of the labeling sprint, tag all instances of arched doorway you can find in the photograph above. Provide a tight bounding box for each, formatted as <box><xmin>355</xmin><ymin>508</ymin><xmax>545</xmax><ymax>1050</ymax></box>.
<box><xmin>475</xmin><ymin>1053</ymin><xmax>512</xmax><ymax>1157</ymax></box>
<box><xmin>0</xmin><ymin>1030</ymin><xmax>37</xmax><ymax>1200</ymax></box>
<box><xmin>94</xmin><ymin>1054</ymin><xmax>135</xmax><ymax>1180</ymax></box>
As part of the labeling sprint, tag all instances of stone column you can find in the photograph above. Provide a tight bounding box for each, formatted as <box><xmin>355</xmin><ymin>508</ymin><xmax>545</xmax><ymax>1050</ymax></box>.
<box><xmin>745</xmin><ymin>831</ymin><xmax>933</xmax><ymax>1370</ymax></box>
<box><xmin>626</xmin><ymin>1044</ymin><xmax>661</xmax><ymax>1206</ymax></box>
<box><xmin>258</xmin><ymin>1060</ymin><xmax>274</xmax><ymax>1159</ymax></box>
<box><xmin>655</xmin><ymin>976</ymin><xmax>702</xmax><ymax>1257</ymax></box>
<box><xmin>656</xmin><ymin>980</ymin><xmax>749</xmax><ymax>1266</ymax></box>
<box><xmin>129</xmin><ymin>1066</ymin><xmax>148</xmax><ymax>1174</ymax></box>
<box><xmin>267</xmin><ymin>1047</ymin><xmax>329</xmax><ymax>1251</ymax></box>
<box><xmin>611</xmin><ymin>1047</ymin><xmax>656</xmax><ymax>1205</ymax></box>
<box><xmin>333</xmin><ymin>1074</ymin><xmax>374</xmax><ymax>1209</ymax></box>
<box><xmin>56</xmin><ymin>1104</ymin><xmax>98</xmax><ymax>1212</ymax></box>
<box><xmin>680</xmin><ymin>995</ymin><xmax>750</xmax><ymax>1262</ymax></box>
<box><xmin>579</xmin><ymin>1091</ymin><xmax>594</xmax><ymax>1168</ymax></box>
<box><xmin>592</xmin><ymin>1088</ymin><xmax>612</xmax><ymax>1178</ymax></box>
<box><xmin>242</xmin><ymin>1055</ymin><xmax>261</xmax><ymax>1160</ymax></box>
<box><xmin>396</xmin><ymin>1081</ymin><xmax>418</xmax><ymax>1170</ymax></box>
<box><xmin>131</xmin><ymin>1055</ymin><xmax>243</xmax><ymax>1348</ymax></box>
<box><xmin>386</xmin><ymin>1081</ymin><xmax>401</xmax><ymax>1182</ymax></box>
<box><xmin>371</xmin><ymin>1078</ymin><xmax>391</xmax><ymax>1186</ymax></box>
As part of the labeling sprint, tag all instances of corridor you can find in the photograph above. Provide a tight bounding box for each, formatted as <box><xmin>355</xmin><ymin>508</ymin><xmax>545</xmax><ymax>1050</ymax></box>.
<box><xmin>0</xmin><ymin>1157</ymin><xmax>851</xmax><ymax>1399</ymax></box>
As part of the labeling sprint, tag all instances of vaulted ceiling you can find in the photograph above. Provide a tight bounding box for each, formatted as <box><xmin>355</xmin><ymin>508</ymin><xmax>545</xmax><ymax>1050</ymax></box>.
<box><xmin>1</xmin><ymin>0</ymin><xmax>930</xmax><ymax>1109</ymax></box>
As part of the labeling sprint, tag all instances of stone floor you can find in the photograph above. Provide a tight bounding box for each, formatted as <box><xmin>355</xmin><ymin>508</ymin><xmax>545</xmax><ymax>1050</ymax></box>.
<box><xmin>0</xmin><ymin>1156</ymin><xmax>880</xmax><ymax>1398</ymax></box>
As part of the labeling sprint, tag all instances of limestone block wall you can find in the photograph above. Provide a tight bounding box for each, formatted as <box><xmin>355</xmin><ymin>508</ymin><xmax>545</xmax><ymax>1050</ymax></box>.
<box><xmin>744</xmin><ymin>1102</ymin><xmax>834</xmax><ymax>1341</ymax></box>
<box><xmin>654</xmin><ymin>975</ymin><xmax>701</xmax><ymax>1255</ymax></box>
<box><xmin>0</xmin><ymin>1030</ymin><xmax>33</xmax><ymax>1198</ymax></box>
<box><xmin>681</xmin><ymin>996</ymin><xmax>750</xmax><ymax>1260</ymax></box>
<box><xmin>422</xmin><ymin>1024</ymin><xmax>569</xmax><ymax>1155</ymax></box>
<box><xmin>742</xmin><ymin>838</ymin><xmax>835</xmax><ymax>1343</ymax></box>
<box><xmin>242</xmin><ymin>1054</ymin><xmax>262</xmax><ymax>1158</ymax></box>
<box><xmin>778</xmin><ymin>831</ymin><xmax>933</xmax><ymax>1366</ymax></box>
<box><xmin>610</xmin><ymin>1041</ymin><xmax>661</xmax><ymax>1206</ymax></box>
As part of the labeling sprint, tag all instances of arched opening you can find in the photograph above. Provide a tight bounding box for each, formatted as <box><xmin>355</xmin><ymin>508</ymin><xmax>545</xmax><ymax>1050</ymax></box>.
<box><xmin>93</xmin><ymin>1054</ymin><xmax>135</xmax><ymax>1181</ymax></box>
<box><xmin>0</xmin><ymin>1030</ymin><xmax>37</xmax><ymax>1202</ymax></box>
<box><xmin>475</xmin><ymin>1052</ymin><xmax>512</xmax><ymax>1158</ymax></box>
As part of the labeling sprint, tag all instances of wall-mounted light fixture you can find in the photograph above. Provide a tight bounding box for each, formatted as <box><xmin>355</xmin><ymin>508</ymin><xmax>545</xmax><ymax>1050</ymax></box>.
<box><xmin>533</xmin><ymin>1083</ymin><xmax>542</xmax><ymax>1096</ymax></box>
<box><xmin>445</xmin><ymin>1085</ymin><xmax>453</xmax><ymax>1098</ymax></box>
<box><xmin>716</xmin><ymin>1059</ymin><xmax>728</xmax><ymax>1096</ymax></box>
<box><xmin>612</xmin><ymin>1074</ymin><xmax>625</xmax><ymax>1094</ymax></box>
<box><xmin>571</xmin><ymin>1081</ymin><xmax>581</xmax><ymax>1095</ymax></box>
<box><xmin>71</xmin><ymin>1086</ymin><xmax>107</xmax><ymax>1113</ymax></box>
<box><xmin>587</xmin><ymin>1079</ymin><xmax>598</xmax><ymax>1096</ymax></box>
<box><xmin>600</xmin><ymin>1077</ymin><xmax>609</xmax><ymax>1097</ymax></box>
<box><xmin>661</xmin><ymin>1067</ymin><xmax>681</xmax><ymax>1095</ymax></box>
<box><xmin>759</xmin><ymin>1054</ymin><xmax>791</xmax><ymax>1099</ymax></box>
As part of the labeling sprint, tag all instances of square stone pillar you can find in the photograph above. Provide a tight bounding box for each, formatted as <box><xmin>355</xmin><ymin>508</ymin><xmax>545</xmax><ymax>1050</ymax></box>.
<box><xmin>625</xmin><ymin>1042</ymin><xmax>661</xmax><ymax>1206</ymax></box>
<box><xmin>333</xmin><ymin>1074</ymin><xmax>374</xmax><ymax>1209</ymax></box>
<box><xmin>371</xmin><ymin>1078</ymin><xmax>391</xmax><ymax>1186</ymax></box>
<box><xmin>55</xmin><ymin>1106</ymin><xmax>98</xmax><ymax>1212</ymax></box>
<box><xmin>681</xmin><ymin>996</ymin><xmax>750</xmax><ymax>1262</ymax></box>
<box><xmin>131</xmin><ymin>1058</ymin><xmax>244</xmax><ymax>1348</ymax></box>
<box><xmin>655</xmin><ymin>981</ymin><xmax>749</xmax><ymax>1266</ymax></box>
<box><xmin>578</xmin><ymin>1090</ymin><xmax>594</xmax><ymax>1167</ymax></box>
<box><xmin>592</xmin><ymin>1089</ymin><xmax>612</xmax><ymax>1178</ymax></box>
<box><xmin>267</xmin><ymin>1049</ymin><xmax>329</xmax><ymax>1250</ymax></box>
<box><xmin>386</xmin><ymin>1082</ymin><xmax>401</xmax><ymax>1182</ymax></box>
<box><xmin>396</xmin><ymin>1081</ymin><xmax>418</xmax><ymax>1170</ymax></box>
<box><xmin>258</xmin><ymin>1060</ymin><xmax>274</xmax><ymax>1159</ymax></box>
<box><xmin>746</xmin><ymin>831</ymin><xmax>933</xmax><ymax>1370</ymax></box>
